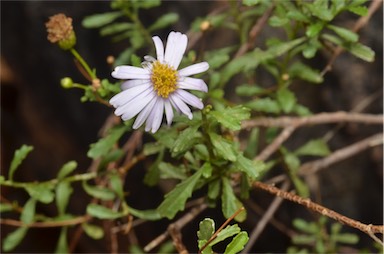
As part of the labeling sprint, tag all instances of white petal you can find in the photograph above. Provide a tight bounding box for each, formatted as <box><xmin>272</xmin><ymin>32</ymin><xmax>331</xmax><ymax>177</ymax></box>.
<box><xmin>120</xmin><ymin>91</ymin><xmax>157</xmax><ymax>121</ymax></box>
<box><xmin>164</xmin><ymin>100</ymin><xmax>174</xmax><ymax>125</ymax></box>
<box><xmin>109</xmin><ymin>83</ymin><xmax>152</xmax><ymax>108</ymax></box>
<box><xmin>112</xmin><ymin>66</ymin><xmax>150</xmax><ymax>80</ymax></box>
<box><xmin>169</xmin><ymin>94</ymin><xmax>192</xmax><ymax>120</ymax></box>
<box><xmin>178</xmin><ymin>62</ymin><xmax>209</xmax><ymax>77</ymax></box>
<box><xmin>121</xmin><ymin>80</ymin><xmax>150</xmax><ymax>90</ymax></box>
<box><xmin>175</xmin><ymin>89</ymin><xmax>204</xmax><ymax>109</ymax></box>
<box><xmin>132</xmin><ymin>96</ymin><xmax>157</xmax><ymax>129</ymax></box>
<box><xmin>150</xmin><ymin>98</ymin><xmax>164</xmax><ymax>133</ymax></box>
<box><xmin>152</xmin><ymin>36</ymin><xmax>164</xmax><ymax>63</ymax></box>
<box><xmin>164</xmin><ymin>32</ymin><xmax>188</xmax><ymax>69</ymax></box>
<box><xmin>178</xmin><ymin>77</ymin><xmax>208</xmax><ymax>92</ymax></box>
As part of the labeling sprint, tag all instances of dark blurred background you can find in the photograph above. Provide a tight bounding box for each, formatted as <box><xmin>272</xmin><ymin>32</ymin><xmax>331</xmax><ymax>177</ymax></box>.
<box><xmin>1</xmin><ymin>1</ymin><xmax>382</xmax><ymax>253</ymax></box>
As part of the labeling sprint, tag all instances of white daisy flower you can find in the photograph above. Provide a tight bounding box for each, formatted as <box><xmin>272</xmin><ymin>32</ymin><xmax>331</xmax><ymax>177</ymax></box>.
<box><xmin>110</xmin><ymin>31</ymin><xmax>209</xmax><ymax>133</ymax></box>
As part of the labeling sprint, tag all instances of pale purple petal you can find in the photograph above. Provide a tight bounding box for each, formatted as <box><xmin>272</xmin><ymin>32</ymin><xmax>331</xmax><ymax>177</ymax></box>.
<box><xmin>164</xmin><ymin>32</ymin><xmax>188</xmax><ymax>69</ymax></box>
<box><xmin>178</xmin><ymin>62</ymin><xmax>209</xmax><ymax>77</ymax></box>
<box><xmin>114</xmin><ymin>87</ymin><xmax>153</xmax><ymax>116</ymax></box>
<box><xmin>120</xmin><ymin>90</ymin><xmax>157</xmax><ymax>121</ymax></box>
<box><xmin>152</xmin><ymin>36</ymin><xmax>164</xmax><ymax>63</ymax></box>
<box><xmin>175</xmin><ymin>90</ymin><xmax>204</xmax><ymax>109</ymax></box>
<box><xmin>121</xmin><ymin>80</ymin><xmax>151</xmax><ymax>90</ymax></box>
<box><xmin>110</xmin><ymin>83</ymin><xmax>152</xmax><ymax>108</ymax></box>
<box><xmin>164</xmin><ymin>100</ymin><xmax>174</xmax><ymax>125</ymax></box>
<box><xmin>169</xmin><ymin>94</ymin><xmax>193</xmax><ymax>119</ymax></box>
<box><xmin>178</xmin><ymin>77</ymin><xmax>208</xmax><ymax>92</ymax></box>
<box><xmin>149</xmin><ymin>98</ymin><xmax>164</xmax><ymax>133</ymax></box>
<box><xmin>132</xmin><ymin>96</ymin><xmax>157</xmax><ymax>129</ymax></box>
<box><xmin>112</xmin><ymin>66</ymin><xmax>150</xmax><ymax>80</ymax></box>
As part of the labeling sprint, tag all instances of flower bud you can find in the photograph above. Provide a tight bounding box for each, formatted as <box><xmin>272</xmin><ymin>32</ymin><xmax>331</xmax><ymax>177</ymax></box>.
<box><xmin>61</xmin><ymin>77</ymin><xmax>73</xmax><ymax>89</ymax></box>
<box><xmin>46</xmin><ymin>13</ymin><xmax>76</xmax><ymax>50</ymax></box>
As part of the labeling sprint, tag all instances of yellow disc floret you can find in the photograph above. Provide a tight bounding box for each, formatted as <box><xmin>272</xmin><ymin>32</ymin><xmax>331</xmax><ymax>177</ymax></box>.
<box><xmin>151</xmin><ymin>61</ymin><xmax>178</xmax><ymax>98</ymax></box>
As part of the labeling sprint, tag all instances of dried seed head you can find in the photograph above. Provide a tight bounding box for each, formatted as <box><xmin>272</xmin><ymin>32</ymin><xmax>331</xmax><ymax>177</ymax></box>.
<box><xmin>46</xmin><ymin>13</ymin><xmax>76</xmax><ymax>50</ymax></box>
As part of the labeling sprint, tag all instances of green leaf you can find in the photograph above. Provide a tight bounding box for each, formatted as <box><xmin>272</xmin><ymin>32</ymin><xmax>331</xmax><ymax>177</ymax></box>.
<box><xmin>235</xmin><ymin>85</ymin><xmax>266</xmax><ymax>97</ymax></box>
<box><xmin>284</xmin><ymin>153</ymin><xmax>300</xmax><ymax>172</ymax></box>
<box><xmin>245</xmin><ymin>98</ymin><xmax>281</xmax><ymax>114</ymax></box>
<box><xmin>136</xmin><ymin>0</ymin><xmax>161</xmax><ymax>9</ymax></box>
<box><xmin>327</xmin><ymin>25</ymin><xmax>359</xmax><ymax>42</ymax></box>
<box><xmin>2</xmin><ymin>227</ymin><xmax>28</xmax><ymax>252</ymax></box>
<box><xmin>303</xmin><ymin>39</ymin><xmax>322</xmax><ymax>59</ymax></box>
<box><xmin>56</xmin><ymin>181</ymin><xmax>73</xmax><ymax>215</ymax></box>
<box><xmin>244</xmin><ymin>128</ymin><xmax>259</xmax><ymax>158</ymax></box>
<box><xmin>221</xmin><ymin>178</ymin><xmax>246</xmax><ymax>222</ymax></box>
<box><xmin>82</xmin><ymin>12</ymin><xmax>123</xmax><ymax>28</ymax></box>
<box><xmin>108</xmin><ymin>173</ymin><xmax>125</xmax><ymax>199</ymax></box>
<box><xmin>149</xmin><ymin>13</ymin><xmax>179</xmax><ymax>31</ymax></box>
<box><xmin>86</xmin><ymin>204</ymin><xmax>125</xmax><ymax>219</ymax></box>
<box><xmin>100</xmin><ymin>22</ymin><xmax>134</xmax><ymax>36</ymax></box>
<box><xmin>158</xmin><ymin>162</ymin><xmax>187</xmax><ymax>180</ymax></box>
<box><xmin>55</xmin><ymin>227</ymin><xmax>69</xmax><ymax>254</ymax></box>
<box><xmin>57</xmin><ymin>161</ymin><xmax>77</xmax><ymax>179</ymax></box>
<box><xmin>235</xmin><ymin>153</ymin><xmax>264</xmax><ymax>180</ymax></box>
<box><xmin>295</xmin><ymin>139</ymin><xmax>331</xmax><ymax>156</ymax></box>
<box><xmin>128</xmin><ymin>206</ymin><xmax>162</xmax><ymax>221</ymax></box>
<box><xmin>82</xmin><ymin>223</ymin><xmax>104</xmax><ymax>239</ymax></box>
<box><xmin>25</xmin><ymin>183</ymin><xmax>55</xmax><ymax>204</ymax></box>
<box><xmin>292</xmin><ymin>234</ymin><xmax>316</xmax><ymax>245</ymax></box>
<box><xmin>210</xmin><ymin>106</ymin><xmax>250</xmax><ymax>131</ymax></box>
<box><xmin>157</xmin><ymin>169</ymin><xmax>203</xmax><ymax>219</ymax></box>
<box><xmin>269</xmin><ymin>16</ymin><xmax>289</xmax><ymax>27</ymax></box>
<box><xmin>82</xmin><ymin>180</ymin><xmax>116</xmax><ymax>201</ymax></box>
<box><xmin>20</xmin><ymin>198</ymin><xmax>36</xmax><ymax>224</ymax></box>
<box><xmin>9</xmin><ymin>145</ymin><xmax>34</xmax><ymax>181</ymax></box>
<box><xmin>210</xmin><ymin>224</ymin><xmax>241</xmax><ymax>245</ymax></box>
<box><xmin>333</xmin><ymin>233</ymin><xmax>359</xmax><ymax>244</ymax></box>
<box><xmin>87</xmin><ymin>125</ymin><xmax>129</xmax><ymax>159</ymax></box>
<box><xmin>207</xmin><ymin>54</ymin><xmax>230</xmax><ymax>70</ymax></box>
<box><xmin>276</xmin><ymin>88</ymin><xmax>297</xmax><ymax>113</ymax></box>
<box><xmin>0</xmin><ymin>203</ymin><xmax>13</xmax><ymax>213</ymax></box>
<box><xmin>306</xmin><ymin>1</ymin><xmax>334</xmax><ymax>21</ymax></box>
<box><xmin>306</xmin><ymin>22</ymin><xmax>324</xmax><ymax>38</ymax></box>
<box><xmin>287</xmin><ymin>10</ymin><xmax>310</xmax><ymax>22</ymax></box>
<box><xmin>347</xmin><ymin>6</ymin><xmax>368</xmax><ymax>16</ymax></box>
<box><xmin>242</xmin><ymin>0</ymin><xmax>260</xmax><ymax>6</ymax></box>
<box><xmin>293</xmin><ymin>218</ymin><xmax>318</xmax><ymax>234</ymax></box>
<box><xmin>201</xmin><ymin>162</ymin><xmax>213</xmax><ymax>178</ymax></box>
<box><xmin>207</xmin><ymin>179</ymin><xmax>221</xmax><ymax>200</ymax></box>
<box><xmin>172</xmin><ymin>125</ymin><xmax>201</xmax><ymax>156</ymax></box>
<box><xmin>209</xmin><ymin>133</ymin><xmax>237</xmax><ymax>162</ymax></box>
<box><xmin>224</xmin><ymin>231</ymin><xmax>249</xmax><ymax>254</ymax></box>
<box><xmin>346</xmin><ymin>42</ymin><xmax>375</xmax><ymax>62</ymax></box>
<box><xmin>289</xmin><ymin>62</ymin><xmax>323</xmax><ymax>84</ymax></box>
<box><xmin>198</xmin><ymin>218</ymin><xmax>215</xmax><ymax>242</ymax></box>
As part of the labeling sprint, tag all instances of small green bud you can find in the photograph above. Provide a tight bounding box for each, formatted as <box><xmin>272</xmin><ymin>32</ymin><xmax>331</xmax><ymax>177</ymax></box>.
<box><xmin>58</xmin><ymin>31</ymin><xmax>76</xmax><ymax>50</ymax></box>
<box><xmin>61</xmin><ymin>77</ymin><xmax>74</xmax><ymax>89</ymax></box>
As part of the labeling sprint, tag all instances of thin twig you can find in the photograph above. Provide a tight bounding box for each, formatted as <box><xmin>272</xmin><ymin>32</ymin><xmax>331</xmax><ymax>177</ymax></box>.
<box><xmin>243</xmin><ymin>112</ymin><xmax>383</xmax><ymax>129</ymax></box>
<box><xmin>299</xmin><ymin>133</ymin><xmax>383</xmax><ymax>176</ymax></box>
<box><xmin>198</xmin><ymin>207</ymin><xmax>245</xmax><ymax>254</ymax></box>
<box><xmin>243</xmin><ymin>180</ymin><xmax>290</xmax><ymax>253</ymax></box>
<box><xmin>0</xmin><ymin>215</ymin><xmax>90</xmax><ymax>228</ymax></box>
<box><xmin>253</xmin><ymin>181</ymin><xmax>384</xmax><ymax>244</ymax></box>
<box><xmin>168</xmin><ymin>224</ymin><xmax>189</xmax><ymax>254</ymax></box>
<box><xmin>321</xmin><ymin>0</ymin><xmax>383</xmax><ymax>76</ymax></box>
<box><xmin>144</xmin><ymin>202</ymin><xmax>208</xmax><ymax>252</ymax></box>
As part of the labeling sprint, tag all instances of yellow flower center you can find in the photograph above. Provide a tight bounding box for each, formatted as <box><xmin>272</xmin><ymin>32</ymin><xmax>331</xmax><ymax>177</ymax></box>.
<box><xmin>151</xmin><ymin>61</ymin><xmax>178</xmax><ymax>98</ymax></box>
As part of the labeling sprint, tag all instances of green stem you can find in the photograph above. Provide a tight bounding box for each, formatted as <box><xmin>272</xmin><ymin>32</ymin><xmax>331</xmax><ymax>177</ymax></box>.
<box><xmin>70</xmin><ymin>48</ymin><xmax>97</xmax><ymax>80</ymax></box>
<box><xmin>201</xmin><ymin>108</ymin><xmax>215</xmax><ymax>162</ymax></box>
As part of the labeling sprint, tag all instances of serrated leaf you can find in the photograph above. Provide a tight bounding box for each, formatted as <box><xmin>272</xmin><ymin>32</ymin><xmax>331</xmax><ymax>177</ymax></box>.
<box><xmin>127</xmin><ymin>206</ymin><xmax>162</xmax><ymax>221</ymax></box>
<box><xmin>235</xmin><ymin>154</ymin><xmax>264</xmax><ymax>180</ymax></box>
<box><xmin>87</xmin><ymin>125</ymin><xmax>128</xmax><ymax>159</ymax></box>
<box><xmin>210</xmin><ymin>106</ymin><xmax>250</xmax><ymax>131</ymax></box>
<box><xmin>100</xmin><ymin>22</ymin><xmax>134</xmax><ymax>36</ymax></box>
<box><xmin>209</xmin><ymin>133</ymin><xmax>237</xmax><ymax>162</ymax></box>
<box><xmin>289</xmin><ymin>62</ymin><xmax>323</xmax><ymax>84</ymax></box>
<box><xmin>25</xmin><ymin>183</ymin><xmax>54</xmax><ymax>204</ymax></box>
<box><xmin>20</xmin><ymin>198</ymin><xmax>36</xmax><ymax>224</ymax></box>
<box><xmin>55</xmin><ymin>227</ymin><xmax>69</xmax><ymax>254</ymax></box>
<box><xmin>82</xmin><ymin>181</ymin><xmax>116</xmax><ymax>201</ymax></box>
<box><xmin>172</xmin><ymin>125</ymin><xmax>201</xmax><ymax>156</ymax></box>
<box><xmin>269</xmin><ymin>15</ymin><xmax>289</xmax><ymax>27</ymax></box>
<box><xmin>198</xmin><ymin>218</ymin><xmax>215</xmax><ymax>242</ymax></box>
<box><xmin>108</xmin><ymin>173</ymin><xmax>125</xmax><ymax>199</ymax></box>
<box><xmin>347</xmin><ymin>6</ymin><xmax>368</xmax><ymax>16</ymax></box>
<box><xmin>2</xmin><ymin>227</ymin><xmax>28</xmax><ymax>252</ymax></box>
<box><xmin>306</xmin><ymin>1</ymin><xmax>334</xmax><ymax>21</ymax></box>
<box><xmin>210</xmin><ymin>224</ymin><xmax>241</xmax><ymax>246</ymax></box>
<box><xmin>9</xmin><ymin>145</ymin><xmax>33</xmax><ymax>181</ymax></box>
<box><xmin>157</xmin><ymin>169</ymin><xmax>203</xmax><ymax>219</ymax></box>
<box><xmin>82</xmin><ymin>223</ymin><xmax>104</xmax><ymax>239</ymax></box>
<box><xmin>224</xmin><ymin>231</ymin><xmax>249</xmax><ymax>254</ymax></box>
<box><xmin>158</xmin><ymin>162</ymin><xmax>187</xmax><ymax>180</ymax></box>
<box><xmin>245</xmin><ymin>98</ymin><xmax>281</xmax><ymax>114</ymax></box>
<box><xmin>276</xmin><ymin>88</ymin><xmax>297</xmax><ymax>113</ymax></box>
<box><xmin>327</xmin><ymin>25</ymin><xmax>359</xmax><ymax>42</ymax></box>
<box><xmin>56</xmin><ymin>181</ymin><xmax>73</xmax><ymax>215</ymax></box>
<box><xmin>82</xmin><ymin>12</ymin><xmax>123</xmax><ymax>28</ymax></box>
<box><xmin>86</xmin><ymin>204</ymin><xmax>124</xmax><ymax>219</ymax></box>
<box><xmin>57</xmin><ymin>161</ymin><xmax>77</xmax><ymax>179</ymax></box>
<box><xmin>207</xmin><ymin>54</ymin><xmax>230</xmax><ymax>69</ymax></box>
<box><xmin>221</xmin><ymin>178</ymin><xmax>246</xmax><ymax>222</ymax></box>
<box><xmin>149</xmin><ymin>13</ymin><xmax>179</xmax><ymax>31</ymax></box>
<box><xmin>347</xmin><ymin>42</ymin><xmax>375</xmax><ymax>62</ymax></box>
<box><xmin>295</xmin><ymin>139</ymin><xmax>331</xmax><ymax>156</ymax></box>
